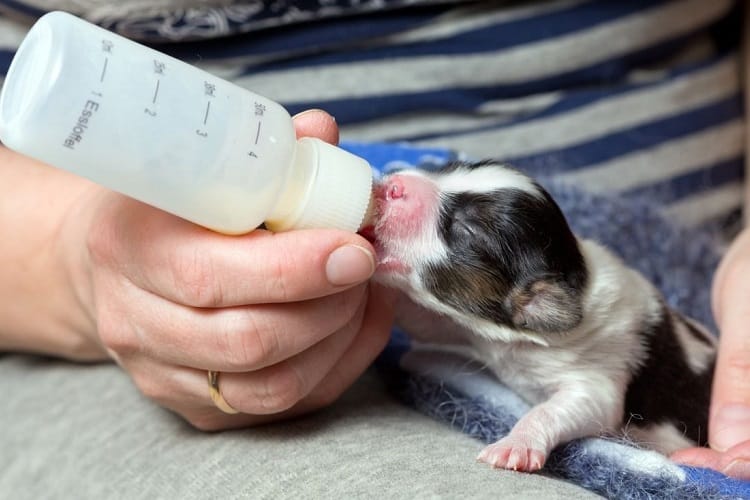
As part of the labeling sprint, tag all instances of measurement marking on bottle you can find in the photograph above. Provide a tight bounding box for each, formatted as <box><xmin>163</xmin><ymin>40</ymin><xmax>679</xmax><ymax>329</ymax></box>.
<box><xmin>255</xmin><ymin>122</ymin><xmax>262</xmax><ymax>145</ymax></box>
<box><xmin>203</xmin><ymin>101</ymin><xmax>211</xmax><ymax>125</ymax></box>
<box><xmin>100</xmin><ymin>57</ymin><xmax>109</xmax><ymax>83</ymax></box>
<box><xmin>152</xmin><ymin>80</ymin><xmax>160</xmax><ymax>104</ymax></box>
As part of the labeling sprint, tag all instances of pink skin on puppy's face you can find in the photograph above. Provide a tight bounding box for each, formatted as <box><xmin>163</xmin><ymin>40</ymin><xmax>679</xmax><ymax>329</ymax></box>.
<box><xmin>360</xmin><ymin>172</ymin><xmax>442</xmax><ymax>275</ymax></box>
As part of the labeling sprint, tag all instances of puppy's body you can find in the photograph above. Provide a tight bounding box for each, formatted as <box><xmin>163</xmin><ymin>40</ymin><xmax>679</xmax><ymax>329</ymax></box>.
<box><xmin>366</xmin><ymin>162</ymin><xmax>716</xmax><ymax>471</ymax></box>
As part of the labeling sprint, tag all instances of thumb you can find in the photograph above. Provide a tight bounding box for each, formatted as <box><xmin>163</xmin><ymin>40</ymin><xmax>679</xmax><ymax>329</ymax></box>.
<box><xmin>710</xmin><ymin>230</ymin><xmax>750</xmax><ymax>451</ymax></box>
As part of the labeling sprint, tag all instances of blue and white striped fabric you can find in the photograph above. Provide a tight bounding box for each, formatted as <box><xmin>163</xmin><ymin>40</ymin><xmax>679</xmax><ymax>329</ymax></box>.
<box><xmin>363</xmin><ymin>143</ymin><xmax>748</xmax><ymax>499</ymax></box>
<box><xmin>1</xmin><ymin>1</ymin><xmax>747</xmax><ymax>498</ymax></box>
<box><xmin>1</xmin><ymin>0</ymin><xmax>743</xmax><ymax>240</ymax></box>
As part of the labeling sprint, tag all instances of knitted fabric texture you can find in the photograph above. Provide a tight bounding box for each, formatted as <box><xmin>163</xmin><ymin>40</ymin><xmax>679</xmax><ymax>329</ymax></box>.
<box><xmin>340</xmin><ymin>140</ymin><xmax>750</xmax><ymax>500</ymax></box>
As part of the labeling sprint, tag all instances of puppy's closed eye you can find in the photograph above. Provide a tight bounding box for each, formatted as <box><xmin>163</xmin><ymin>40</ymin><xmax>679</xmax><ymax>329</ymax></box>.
<box><xmin>370</xmin><ymin>162</ymin><xmax>715</xmax><ymax>474</ymax></box>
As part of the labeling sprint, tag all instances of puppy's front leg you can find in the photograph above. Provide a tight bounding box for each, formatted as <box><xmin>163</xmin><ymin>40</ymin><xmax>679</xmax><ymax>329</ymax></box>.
<box><xmin>477</xmin><ymin>383</ymin><xmax>622</xmax><ymax>472</ymax></box>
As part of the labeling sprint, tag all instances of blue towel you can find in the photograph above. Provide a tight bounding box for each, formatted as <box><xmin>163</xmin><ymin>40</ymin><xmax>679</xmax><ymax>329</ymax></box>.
<box><xmin>341</xmin><ymin>139</ymin><xmax>750</xmax><ymax>500</ymax></box>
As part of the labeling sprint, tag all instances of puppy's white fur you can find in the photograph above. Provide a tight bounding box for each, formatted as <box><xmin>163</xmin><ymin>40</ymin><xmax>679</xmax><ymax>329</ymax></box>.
<box><xmin>393</xmin><ymin>239</ymin><xmax>663</xmax><ymax>470</ymax></box>
<box><xmin>373</xmin><ymin>166</ymin><xmax>714</xmax><ymax>472</ymax></box>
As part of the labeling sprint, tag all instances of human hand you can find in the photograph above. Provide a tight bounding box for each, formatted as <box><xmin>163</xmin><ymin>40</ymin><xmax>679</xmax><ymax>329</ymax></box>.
<box><xmin>671</xmin><ymin>227</ymin><xmax>750</xmax><ymax>478</ymax></box>
<box><xmin>64</xmin><ymin>110</ymin><xmax>394</xmax><ymax>430</ymax></box>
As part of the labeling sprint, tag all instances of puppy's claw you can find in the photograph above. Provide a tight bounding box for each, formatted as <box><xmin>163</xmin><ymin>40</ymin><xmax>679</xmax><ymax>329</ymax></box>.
<box><xmin>477</xmin><ymin>440</ymin><xmax>547</xmax><ymax>473</ymax></box>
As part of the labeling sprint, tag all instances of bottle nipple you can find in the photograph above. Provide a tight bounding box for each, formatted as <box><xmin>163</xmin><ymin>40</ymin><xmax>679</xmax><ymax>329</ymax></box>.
<box><xmin>265</xmin><ymin>137</ymin><xmax>373</xmax><ymax>232</ymax></box>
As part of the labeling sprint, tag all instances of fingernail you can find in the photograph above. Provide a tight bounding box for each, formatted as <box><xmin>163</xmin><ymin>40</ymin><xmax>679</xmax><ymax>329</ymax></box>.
<box><xmin>722</xmin><ymin>458</ymin><xmax>750</xmax><ymax>479</ymax></box>
<box><xmin>326</xmin><ymin>245</ymin><xmax>375</xmax><ymax>286</ymax></box>
<box><xmin>292</xmin><ymin>108</ymin><xmax>325</xmax><ymax>119</ymax></box>
<box><xmin>711</xmin><ymin>404</ymin><xmax>750</xmax><ymax>451</ymax></box>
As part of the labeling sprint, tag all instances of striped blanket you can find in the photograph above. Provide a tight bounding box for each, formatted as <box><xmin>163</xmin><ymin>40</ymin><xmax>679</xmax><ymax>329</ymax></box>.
<box><xmin>1</xmin><ymin>0</ymin><xmax>748</xmax><ymax>497</ymax></box>
<box><xmin>351</xmin><ymin>140</ymin><xmax>747</xmax><ymax>499</ymax></box>
<box><xmin>0</xmin><ymin>1</ymin><xmax>744</xmax><ymax>237</ymax></box>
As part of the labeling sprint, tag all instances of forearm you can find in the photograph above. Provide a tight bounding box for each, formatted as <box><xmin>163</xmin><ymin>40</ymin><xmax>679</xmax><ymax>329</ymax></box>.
<box><xmin>0</xmin><ymin>145</ymin><xmax>104</xmax><ymax>360</ymax></box>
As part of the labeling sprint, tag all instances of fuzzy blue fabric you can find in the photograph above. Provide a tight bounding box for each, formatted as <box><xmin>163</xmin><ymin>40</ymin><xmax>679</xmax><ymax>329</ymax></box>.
<box><xmin>340</xmin><ymin>140</ymin><xmax>750</xmax><ymax>500</ymax></box>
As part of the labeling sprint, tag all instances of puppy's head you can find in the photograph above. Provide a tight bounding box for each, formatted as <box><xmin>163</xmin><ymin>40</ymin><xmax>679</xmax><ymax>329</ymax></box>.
<box><xmin>363</xmin><ymin>162</ymin><xmax>588</xmax><ymax>340</ymax></box>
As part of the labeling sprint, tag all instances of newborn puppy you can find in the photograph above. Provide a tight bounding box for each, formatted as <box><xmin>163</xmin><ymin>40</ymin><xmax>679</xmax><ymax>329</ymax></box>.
<box><xmin>363</xmin><ymin>162</ymin><xmax>716</xmax><ymax>472</ymax></box>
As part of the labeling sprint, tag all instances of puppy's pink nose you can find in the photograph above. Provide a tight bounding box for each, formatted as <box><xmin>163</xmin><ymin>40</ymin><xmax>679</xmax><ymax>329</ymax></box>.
<box><xmin>387</xmin><ymin>179</ymin><xmax>405</xmax><ymax>200</ymax></box>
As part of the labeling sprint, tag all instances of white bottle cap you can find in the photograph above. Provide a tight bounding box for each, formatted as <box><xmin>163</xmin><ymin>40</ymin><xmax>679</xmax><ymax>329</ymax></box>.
<box><xmin>266</xmin><ymin>137</ymin><xmax>373</xmax><ymax>232</ymax></box>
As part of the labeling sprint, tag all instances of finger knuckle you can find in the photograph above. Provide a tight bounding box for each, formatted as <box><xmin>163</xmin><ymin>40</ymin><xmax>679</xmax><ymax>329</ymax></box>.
<box><xmin>131</xmin><ymin>372</ymin><xmax>169</xmax><ymax>403</ymax></box>
<box><xmin>218</xmin><ymin>314</ymin><xmax>281</xmax><ymax>371</ymax></box>
<box><xmin>263</xmin><ymin>250</ymin><xmax>294</xmax><ymax>301</ymax></box>
<box><xmin>262</xmin><ymin>235</ymin><xmax>324</xmax><ymax>301</ymax></box>
<box><xmin>173</xmin><ymin>249</ymin><xmax>223</xmax><ymax>307</ymax></box>
<box><xmin>724</xmin><ymin>355</ymin><xmax>750</xmax><ymax>394</ymax></box>
<box><xmin>97</xmin><ymin>314</ymin><xmax>139</xmax><ymax>356</ymax></box>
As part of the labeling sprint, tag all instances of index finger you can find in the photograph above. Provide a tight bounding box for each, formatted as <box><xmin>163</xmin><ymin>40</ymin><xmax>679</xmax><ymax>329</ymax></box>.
<box><xmin>122</xmin><ymin>213</ymin><xmax>375</xmax><ymax>307</ymax></box>
<box><xmin>293</xmin><ymin>109</ymin><xmax>339</xmax><ymax>144</ymax></box>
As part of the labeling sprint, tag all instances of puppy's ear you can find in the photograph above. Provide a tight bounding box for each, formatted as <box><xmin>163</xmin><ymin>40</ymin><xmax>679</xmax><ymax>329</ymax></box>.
<box><xmin>508</xmin><ymin>280</ymin><xmax>583</xmax><ymax>333</ymax></box>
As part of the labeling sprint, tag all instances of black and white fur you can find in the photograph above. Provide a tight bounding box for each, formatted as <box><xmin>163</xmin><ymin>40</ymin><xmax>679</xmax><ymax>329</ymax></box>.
<box><xmin>364</xmin><ymin>161</ymin><xmax>716</xmax><ymax>472</ymax></box>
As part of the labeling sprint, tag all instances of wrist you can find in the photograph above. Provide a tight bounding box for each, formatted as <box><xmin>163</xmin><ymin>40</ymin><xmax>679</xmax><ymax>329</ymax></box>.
<box><xmin>0</xmin><ymin>146</ymin><xmax>106</xmax><ymax>360</ymax></box>
<box><xmin>56</xmin><ymin>180</ymin><xmax>109</xmax><ymax>360</ymax></box>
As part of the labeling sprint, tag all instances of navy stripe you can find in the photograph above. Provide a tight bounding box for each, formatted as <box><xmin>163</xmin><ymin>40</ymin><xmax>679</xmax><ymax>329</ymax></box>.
<box><xmin>396</xmin><ymin>55</ymin><xmax>733</xmax><ymax>143</ymax></box>
<box><xmin>283</xmin><ymin>35</ymin><xmax>730</xmax><ymax>125</ymax></box>
<box><xmin>0</xmin><ymin>0</ymin><xmax>46</xmax><ymax>19</ymax></box>
<box><xmin>509</xmin><ymin>95</ymin><xmax>742</xmax><ymax>175</ymax></box>
<box><xmin>0</xmin><ymin>50</ymin><xmax>13</xmax><ymax>76</ymax></box>
<box><xmin>243</xmin><ymin>0</ymin><xmax>682</xmax><ymax>71</ymax></box>
<box><xmin>623</xmin><ymin>157</ymin><xmax>744</xmax><ymax>204</ymax></box>
<box><xmin>156</xmin><ymin>7</ymin><xmax>450</xmax><ymax>61</ymax></box>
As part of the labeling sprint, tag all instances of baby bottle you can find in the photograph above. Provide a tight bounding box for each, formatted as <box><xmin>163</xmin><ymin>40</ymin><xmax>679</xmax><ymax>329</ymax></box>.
<box><xmin>0</xmin><ymin>11</ymin><xmax>373</xmax><ymax>234</ymax></box>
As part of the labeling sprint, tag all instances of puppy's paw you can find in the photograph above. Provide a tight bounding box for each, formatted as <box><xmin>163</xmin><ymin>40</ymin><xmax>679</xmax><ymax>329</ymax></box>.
<box><xmin>477</xmin><ymin>436</ymin><xmax>547</xmax><ymax>472</ymax></box>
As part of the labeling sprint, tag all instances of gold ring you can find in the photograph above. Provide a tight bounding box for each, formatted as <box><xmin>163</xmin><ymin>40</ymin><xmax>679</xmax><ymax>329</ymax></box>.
<box><xmin>207</xmin><ymin>370</ymin><xmax>239</xmax><ymax>414</ymax></box>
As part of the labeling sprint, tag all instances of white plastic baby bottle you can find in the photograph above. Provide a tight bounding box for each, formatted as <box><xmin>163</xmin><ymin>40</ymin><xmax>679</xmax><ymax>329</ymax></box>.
<box><xmin>0</xmin><ymin>11</ymin><xmax>372</xmax><ymax>234</ymax></box>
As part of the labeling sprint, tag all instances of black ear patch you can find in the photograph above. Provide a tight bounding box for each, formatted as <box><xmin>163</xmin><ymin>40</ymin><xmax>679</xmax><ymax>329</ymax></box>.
<box><xmin>508</xmin><ymin>279</ymin><xmax>584</xmax><ymax>333</ymax></box>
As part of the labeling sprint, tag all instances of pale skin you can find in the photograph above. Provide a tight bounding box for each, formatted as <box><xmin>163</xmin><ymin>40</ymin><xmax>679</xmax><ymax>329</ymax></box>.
<box><xmin>0</xmin><ymin>109</ymin><xmax>394</xmax><ymax>430</ymax></box>
<box><xmin>1</xmin><ymin>109</ymin><xmax>748</xmax><ymax>477</ymax></box>
<box><xmin>668</xmin><ymin>8</ymin><xmax>750</xmax><ymax>479</ymax></box>
<box><xmin>671</xmin><ymin>227</ymin><xmax>750</xmax><ymax>479</ymax></box>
